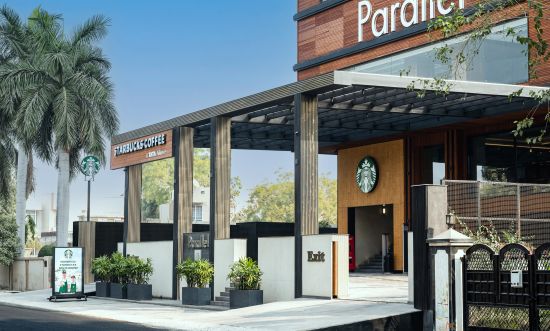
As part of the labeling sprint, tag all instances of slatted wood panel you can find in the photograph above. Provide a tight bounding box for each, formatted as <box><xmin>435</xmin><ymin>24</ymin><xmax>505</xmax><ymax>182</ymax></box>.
<box><xmin>337</xmin><ymin>139</ymin><xmax>405</xmax><ymax>271</ymax></box>
<box><xmin>178</xmin><ymin>127</ymin><xmax>194</xmax><ymax>261</ymax></box>
<box><xmin>111</xmin><ymin>130</ymin><xmax>173</xmax><ymax>170</ymax></box>
<box><xmin>211</xmin><ymin>117</ymin><xmax>231</xmax><ymax>240</ymax></box>
<box><xmin>295</xmin><ymin>93</ymin><xmax>319</xmax><ymax>236</ymax></box>
<box><xmin>77</xmin><ymin>221</ymin><xmax>96</xmax><ymax>284</ymax></box>
<box><xmin>127</xmin><ymin>165</ymin><xmax>142</xmax><ymax>242</ymax></box>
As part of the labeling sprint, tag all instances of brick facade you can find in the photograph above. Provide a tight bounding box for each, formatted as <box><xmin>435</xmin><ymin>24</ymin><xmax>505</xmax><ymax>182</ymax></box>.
<box><xmin>296</xmin><ymin>0</ymin><xmax>550</xmax><ymax>86</ymax></box>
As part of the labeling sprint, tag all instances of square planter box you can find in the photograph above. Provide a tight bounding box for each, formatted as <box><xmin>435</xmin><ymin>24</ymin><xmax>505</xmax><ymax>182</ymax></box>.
<box><xmin>95</xmin><ymin>282</ymin><xmax>110</xmax><ymax>297</ymax></box>
<box><xmin>127</xmin><ymin>284</ymin><xmax>152</xmax><ymax>301</ymax></box>
<box><xmin>229</xmin><ymin>289</ymin><xmax>263</xmax><ymax>309</ymax></box>
<box><xmin>110</xmin><ymin>283</ymin><xmax>127</xmax><ymax>299</ymax></box>
<box><xmin>181</xmin><ymin>287</ymin><xmax>211</xmax><ymax>306</ymax></box>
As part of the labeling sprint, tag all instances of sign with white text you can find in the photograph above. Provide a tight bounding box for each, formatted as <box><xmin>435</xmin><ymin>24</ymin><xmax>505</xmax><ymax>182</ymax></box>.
<box><xmin>52</xmin><ymin>247</ymin><xmax>84</xmax><ymax>298</ymax></box>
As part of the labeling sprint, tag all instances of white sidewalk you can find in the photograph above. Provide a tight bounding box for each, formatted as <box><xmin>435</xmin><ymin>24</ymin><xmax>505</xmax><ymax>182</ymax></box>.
<box><xmin>0</xmin><ymin>287</ymin><xmax>417</xmax><ymax>330</ymax></box>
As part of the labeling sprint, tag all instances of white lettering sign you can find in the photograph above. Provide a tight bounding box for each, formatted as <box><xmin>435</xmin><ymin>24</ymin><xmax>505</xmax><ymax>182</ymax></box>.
<box><xmin>114</xmin><ymin>134</ymin><xmax>167</xmax><ymax>157</ymax></box>
<box><xmin>358</xmin><ymin>0</ymin><xmax>465</xmax><ymax>42</ymax></box>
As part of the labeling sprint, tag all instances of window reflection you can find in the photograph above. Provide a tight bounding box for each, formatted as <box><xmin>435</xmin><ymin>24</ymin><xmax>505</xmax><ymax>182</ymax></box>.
<box><xmin>347</xmin><ymin>19</ymin><xmax>528</xmax><ymax>84</ymax></box>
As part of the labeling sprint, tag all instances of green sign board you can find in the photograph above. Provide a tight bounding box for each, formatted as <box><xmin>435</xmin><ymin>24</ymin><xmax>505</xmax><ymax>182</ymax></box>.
<box><xmin>355</xmin><ymin>156</ymin><xmax>378</xmax><ymax>193</ymax></box>
<box><xmin>80</xmin><ymin>155</ymin><xmax>100</xmax><ymax>177</ymax></box>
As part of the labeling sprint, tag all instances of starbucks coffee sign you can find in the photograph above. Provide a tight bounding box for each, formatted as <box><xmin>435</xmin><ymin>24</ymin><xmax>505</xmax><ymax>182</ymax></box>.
<box><xmin>358</xmin><ymin>0</ymin><xmax>465</xmax><ymax>41</ymax></box>
<box><xmin>110</xmin><ymin>130</ymin><xmax>173</xmax><ymax>170</ymax></box>
<box><xmin>356</xmin><ymin>156</ymin><xmax>378</xmax><ymax>193</ymax></box>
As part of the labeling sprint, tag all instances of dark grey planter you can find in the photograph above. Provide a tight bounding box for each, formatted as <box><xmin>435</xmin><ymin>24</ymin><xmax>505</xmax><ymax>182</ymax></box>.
<box><xmin>127</xmin><ymin>284</ymin><xmax>152</xmax><ymax>301</ymax></box>
<box><xmin>181</xmin><ymin>287</ymin><xmax>211</xmax><ymax>306</ymax></box>
<box><xmin>110</xmin><ymin>283</ymin><xmax>127</xmax><ymax>299</ymax></box>
<box><xmin>229</xmin><ymin>289</ymin><xmax>263</xmax><ymax>309</ymax></box>
<box><xmin>95</xmin><ymin>282</ymin><xmax>110</xmax><ymax>297</ymax></box>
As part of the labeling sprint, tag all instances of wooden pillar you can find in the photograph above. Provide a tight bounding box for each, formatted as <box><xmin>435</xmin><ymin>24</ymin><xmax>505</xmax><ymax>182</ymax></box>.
<box><xmin>127</xmin><ymin>164</ymin><xmax>142</xmax><ymax>242</ymax></box>
<box><xmin>294</xmin><ymin>93</ymin><xmax>319</xmax><ymax>298</ymax></box>
<box><xmin>173</xmin><ymin>127</ymin><xmax>194</xmax><ymax>299</ymax></box>
<box><xmin>209</xmin><ymin>117</ymin><xmax>231</xmax><ymax>263</ymax></box>
<box><xmin>78</xmin><ymin>221</ymin><xmax>96</xmax><ymax>283</ymax></box>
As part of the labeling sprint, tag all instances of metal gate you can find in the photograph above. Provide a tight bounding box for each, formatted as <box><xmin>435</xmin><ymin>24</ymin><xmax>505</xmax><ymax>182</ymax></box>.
<box><xmin>463</xmin><ymin>243</ymin><xmax>550</xmax><ymax>330</ymax></box>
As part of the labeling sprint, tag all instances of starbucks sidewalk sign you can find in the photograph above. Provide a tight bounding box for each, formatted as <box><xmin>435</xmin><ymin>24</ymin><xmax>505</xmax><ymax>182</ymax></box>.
<box><xmin>80</xmin><ymin>155</ymin><xmax>100</xmax><ymax>222</ymax></box>
<box><xmin>49</xmin><ymin>247</ymin><xmax>86</xmax><ymax>301</ymax></box>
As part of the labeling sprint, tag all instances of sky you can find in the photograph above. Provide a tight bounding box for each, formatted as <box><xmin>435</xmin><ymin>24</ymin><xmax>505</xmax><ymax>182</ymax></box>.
<box><xmin>4</xmin><ymin>1</ymin><xmax>337</xmax><ymax>227</ymax></box>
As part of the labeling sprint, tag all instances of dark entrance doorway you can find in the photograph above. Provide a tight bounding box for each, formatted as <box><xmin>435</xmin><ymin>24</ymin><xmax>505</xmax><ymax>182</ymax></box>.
<box><xmin>349</xmin><ymin>205</ymin><xmax>393</xmax><ymax>273</ymax></box>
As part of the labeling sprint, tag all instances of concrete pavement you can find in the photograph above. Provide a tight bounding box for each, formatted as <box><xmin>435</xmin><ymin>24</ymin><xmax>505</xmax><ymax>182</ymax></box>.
<box><xmin>0</xmin><ymin>274</ymin><xmax>417</xmax><ymax>330</ymax></box>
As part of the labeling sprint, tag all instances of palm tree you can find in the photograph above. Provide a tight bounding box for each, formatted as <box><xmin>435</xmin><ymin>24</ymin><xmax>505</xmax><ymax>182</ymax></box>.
<box><xmin>0</xmin><ymin>6</ymin><xmax>39</xmax><ymax>251</ymax></box>
<box><xmin>0</xmin><ymin>7</ymin><xmax>119</xmax><ymax>246</ymax></box>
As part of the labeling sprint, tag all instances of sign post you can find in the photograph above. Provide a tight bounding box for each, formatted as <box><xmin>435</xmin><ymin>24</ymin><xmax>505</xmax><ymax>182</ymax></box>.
<box><xmin>49</xmin><ymin>247</ymin><xmax>86</xmax><ymax>301</ymax></box>
<box><xmin>80</xmin><ymin>156</ymin><xmax>100</xmax><ymax>222</ymax></box>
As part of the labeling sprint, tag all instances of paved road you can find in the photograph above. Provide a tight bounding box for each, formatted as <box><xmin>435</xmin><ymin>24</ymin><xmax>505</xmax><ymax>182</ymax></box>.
<box><xmin>0</xmin><ymin>304</ymin><xmax>162</xmax><ymax>331</ymax></box>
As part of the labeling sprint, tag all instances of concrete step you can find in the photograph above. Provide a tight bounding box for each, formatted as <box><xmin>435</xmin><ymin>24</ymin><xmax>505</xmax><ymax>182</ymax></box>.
<box><xmin>225</xmin><ymin>287</ymin><xmax>235</xmax><ymax>293</ymax></box>
<box><xmin>219</xmin><ymin>291</ymin><xmax>230</xmax><ymax>297</ymax></box>
<box><xmin>215</xmin><ymin>296</ymin><xmax>229</xmax><ymax>302</ymax></box>
<box><xmin>211</xmin><ymin>300</ymin><xmax>230</xmax><ymax>308</ymax></box>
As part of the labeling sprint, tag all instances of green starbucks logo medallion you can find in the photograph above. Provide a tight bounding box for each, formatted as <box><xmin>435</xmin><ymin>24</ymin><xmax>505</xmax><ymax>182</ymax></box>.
<box><xmin>356</xmin><ymin>156</ymin><xmax>378</xmax><ymax>193</ymax></box>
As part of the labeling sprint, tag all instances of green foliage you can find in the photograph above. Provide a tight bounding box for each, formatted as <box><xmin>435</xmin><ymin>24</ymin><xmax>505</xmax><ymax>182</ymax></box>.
<box><xmin>0</xmin><ymin>6</ymin><xmax>119</xmax><ymax>176</ymax></box>
<box><xmin>237</xmin><ymin>171</ymin><xmax>337</xmax><ymax>226</ymax></box>
<box><xmin>0</xmin><ymin>213</ymin><xmax>20</xmax><ymax>266</ymax></box>
<box><xmin>140</xmin><ymin>149</ymin><xmax>242</xmax><ymax>221</ymax></box>
<box><xmin>227</xmin><ymin>257</ymin><xmax>262</xmax><ymax>290</ymax></box>
<box><xmin>24</xmin><ymin>214</ymin><xmax>35</xmax><ymax>244</ymax></box>
<box><xmin>91</xmin><ymin>255</ymin><xmax>111</xmax><ymax>282</ymax></box>
<box><xmin>456</xmin><ymin>217</ymin><xmax>532</xmax><ymax>252</ymax></box>
<box><xmin>37</xmin><ymin>244</ymin><xmax>54</xmax><ymax>257</ymax></box>
<box><xmin>99</xmin><ymin>252</ymin><xmax>153</xmax><ymax>285</ymax></box>
<box><xmin>176</xmin><ymin>259</ymin><xmax>214</xmax><ymax>288</ymax></box>
<box><xmin>141</xmin><ymin>158</ymin><xmax>174</xmax><ymax>219</ymax></box>
<box><xmin>109</xmin><ymin>252</ymin><xmax>127</xmax><ymax>284</ymax></box>
<box><xmin>126</xmin><ymin>255</ymin><xmax>153</xmax><ymax>285</ymax></box>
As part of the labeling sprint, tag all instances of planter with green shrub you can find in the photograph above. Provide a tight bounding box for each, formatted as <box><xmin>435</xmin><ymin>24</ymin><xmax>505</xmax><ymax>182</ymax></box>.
<box><xmin>109</xmin><ymin>252</ymin><xmax>128</xmax><ymax>299</ymax></box>
<box><xmin>126</xmin><ymin>255</ymin><xmax>153</xmax><ymax>301</ymax></box>
<box><xmin>176</xmin><ymin>259</ymin><xmax>214</xmax><ymax>306</ymax></box>
<box><xmin>91</xmin><ymin>255</ymin><xmax>111</xmax><ymax>297</ymax></box>
<box><xmin>227</xmin><ymin>257</ymin><xmax>263</xmax><ymax>309</ymax></box>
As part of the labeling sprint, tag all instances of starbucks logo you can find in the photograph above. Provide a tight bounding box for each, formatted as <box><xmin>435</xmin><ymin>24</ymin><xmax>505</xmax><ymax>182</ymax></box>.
<box><xmin>356</xmin><ymin>156</ymin><xmax>378</xmax><ymax>193</ymax></box>
<box><xmin>64</xmin><ymin>249</ymin><xmax>73</xmax><ymax>259</ymax></box>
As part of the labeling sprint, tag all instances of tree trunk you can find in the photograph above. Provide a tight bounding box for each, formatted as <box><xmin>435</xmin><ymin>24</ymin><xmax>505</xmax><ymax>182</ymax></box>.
<box><xmin>15</xmin><ymin>144</ymin><xmax>28</xmax><ymax>255</ymax></box>
<box><xmin>56</xmin><ymin>147</ymin><xmax>71</xmax><ymax>247</ymax></box>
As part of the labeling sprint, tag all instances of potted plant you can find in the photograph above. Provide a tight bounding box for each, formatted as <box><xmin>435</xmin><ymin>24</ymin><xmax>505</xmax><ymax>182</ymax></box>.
<box><xmin>109</xmin><ymin>252</ymin><xmax>128</xmax><ymax>299</ymax></box>
<box><xmin>126</xmin><ymin>255</ymin><xmax>153</xmax><ymax>301</ymax></box>
<box><xmin>227</xmin><ymin>257</ymin><xmax>263</xmax><ymax>309</ymax></box>
<box><xmin>176</xmin><ymin>259</ymin><xmax>214</xmax><ymax>306</ymax></box>
<box><xmin>91</xmin><ymin>255</ymin><xmax>111</xmax><ymax>297</ymax></box>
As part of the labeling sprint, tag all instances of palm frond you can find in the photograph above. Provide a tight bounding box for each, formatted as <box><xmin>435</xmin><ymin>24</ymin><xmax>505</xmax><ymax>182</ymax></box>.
<box><xmin>71</xmin><ymin>15</ymin><xmax>109</xmax><ymax>46</ymax></box>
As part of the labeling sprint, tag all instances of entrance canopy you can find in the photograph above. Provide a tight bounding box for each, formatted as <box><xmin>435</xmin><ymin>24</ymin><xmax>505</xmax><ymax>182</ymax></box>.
<box><xmin>112</xmin><ymin>71</ymin><xmax>549</xmax><ymax>154</ymax></box>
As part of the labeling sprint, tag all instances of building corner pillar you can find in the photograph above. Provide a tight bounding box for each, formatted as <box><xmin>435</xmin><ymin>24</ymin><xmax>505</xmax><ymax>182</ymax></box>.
<box><xmin>294</xmin><ymin>93</ymin><xmax>319</xmax><ymax>298</ymax></box>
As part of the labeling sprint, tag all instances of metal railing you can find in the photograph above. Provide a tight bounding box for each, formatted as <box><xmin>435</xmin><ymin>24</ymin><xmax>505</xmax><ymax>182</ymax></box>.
<box><xmin>443</xmin><ymin>180</ymin><xmax>550</xmax><ymax>246</ymax></box>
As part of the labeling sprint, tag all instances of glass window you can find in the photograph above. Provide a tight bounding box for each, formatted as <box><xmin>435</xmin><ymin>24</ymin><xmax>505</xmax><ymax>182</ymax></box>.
<box><xmin>193</xmin><ymin>203</ymin><xmax>203</xmax><ymax>222</ymax></box>
<box><xmin>468</xmin><ymin>128</ymin><xmax>550</xmax><ymax>184</ymax></box>
<box><xmin>141</xmin><ymin>158</ymin><xmax>174</xmax><ymax>223</ymax></box>
<box><xmin>347</xmin><ymin>18</ymin><xmax>528</xmax><ymax>84</ymax></box>
<box><xmin>421</xmin><ymin>145</ymin><xmax>445</xmax><ymax>184</ymax></box>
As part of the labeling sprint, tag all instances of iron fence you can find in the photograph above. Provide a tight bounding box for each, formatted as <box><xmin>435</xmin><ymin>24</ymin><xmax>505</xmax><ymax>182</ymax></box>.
<box><xmin>463</xmin><ymin>243</ymin><xmax>550</xmax><ymax>331</ymax></box>
<box><xmin>443</xmin><ymin>180</ymin><xmax>550</xmax><ymax>246</ymax></box>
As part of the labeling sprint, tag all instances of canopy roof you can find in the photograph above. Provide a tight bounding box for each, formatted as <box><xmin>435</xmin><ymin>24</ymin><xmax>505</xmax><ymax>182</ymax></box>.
<box><xmin>112</xmin><ymin>71</ymin><xmax>549</xmax><ymax>154</ymax></box>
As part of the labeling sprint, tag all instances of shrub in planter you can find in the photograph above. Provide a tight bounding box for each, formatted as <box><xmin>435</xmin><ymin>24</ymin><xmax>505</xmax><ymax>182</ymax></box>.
<box><xmin>227</xmin><ymin>257</ymin><xmax>263</xmax><ymax>309</ymax></box>
<box><xmin>176</xmin><ymin>259</ymin><xmax>214</xmax><ymax>306</ymax></box>
<box><xmin>91</xmin><ymin>255</ymin><xmax>111</xmax><ymax>297</ymax></box>
<box><xmin>109</xmin><ymin>252</ymin><xmax>128</xmax><ymax>299</ymax></box>
<box><xmin>126</xmin><ymin>255</ymin><xmax>153</xmax><ymax>301</ymax></box>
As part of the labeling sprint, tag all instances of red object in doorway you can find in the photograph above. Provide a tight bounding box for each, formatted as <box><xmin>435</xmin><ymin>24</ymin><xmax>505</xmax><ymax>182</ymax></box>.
<box><xmin>349</xmin><ymin>235</ymin><xmax>356</xmax><ymax>272</ymax></box>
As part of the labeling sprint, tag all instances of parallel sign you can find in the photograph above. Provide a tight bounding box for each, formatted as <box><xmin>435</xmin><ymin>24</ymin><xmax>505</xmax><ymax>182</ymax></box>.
<box><xmin>110</xmin><ymin>130</ymin><xmax>173</xmax><ymax>169</ymax></box>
